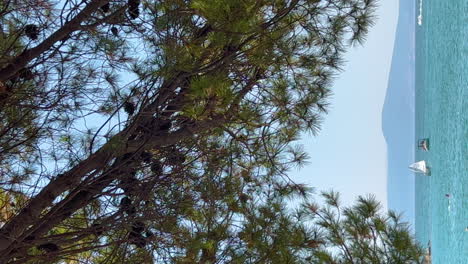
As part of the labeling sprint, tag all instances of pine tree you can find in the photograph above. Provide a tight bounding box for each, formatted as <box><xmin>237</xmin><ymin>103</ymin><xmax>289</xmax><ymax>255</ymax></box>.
<box><xmin>0</xmin><ymin>0</ymin><xmax>380</xmax><ymax>262</ymax></box>
<box><xmin>303</xmin><ymin>191</ymin><xmax>424</xmax><ymax>264</ymax></box>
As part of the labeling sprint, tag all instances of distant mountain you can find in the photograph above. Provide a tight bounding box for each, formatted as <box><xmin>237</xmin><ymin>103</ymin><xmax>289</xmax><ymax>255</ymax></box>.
<box><xmin>382</xmin><ymin>0</ymin><xmax>416</xmax><ymax>226</ymax></box>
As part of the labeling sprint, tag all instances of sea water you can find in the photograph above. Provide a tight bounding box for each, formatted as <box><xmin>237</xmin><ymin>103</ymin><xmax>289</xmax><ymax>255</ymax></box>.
<box><xmin>415</xmin><ymin>0</ymin><xmax>468</xmax><ymax>263</ymax></box>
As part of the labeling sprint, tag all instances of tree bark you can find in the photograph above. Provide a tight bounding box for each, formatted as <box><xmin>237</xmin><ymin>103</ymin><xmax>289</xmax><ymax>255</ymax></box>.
<box><xmin>0</xmin><ymin>146</ymin><xmax>113</xmax><ymax>253</ymax></box>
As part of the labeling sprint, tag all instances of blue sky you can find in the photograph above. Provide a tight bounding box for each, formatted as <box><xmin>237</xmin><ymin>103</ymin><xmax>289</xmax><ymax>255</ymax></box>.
<box><xmin>291</xmin><ymin>0</ymin><xmax>399</xmax><ymax>209</ymax></box>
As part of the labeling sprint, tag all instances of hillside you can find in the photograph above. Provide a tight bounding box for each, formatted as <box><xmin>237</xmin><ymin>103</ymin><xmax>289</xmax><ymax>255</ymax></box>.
<box><xmin>382</xmin><ymin>0</ymin><xmax>416</xmax><ymax>226</ymax></box>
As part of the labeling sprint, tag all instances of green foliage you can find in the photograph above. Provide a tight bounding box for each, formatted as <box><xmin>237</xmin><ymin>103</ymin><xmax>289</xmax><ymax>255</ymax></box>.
<box><xmin>0</xmin><ymin>0</ymin><xmax>388</xmax><ymax>263</ymax></box>
<box><xmin>302</xmin><ymin>191</ymin><xmax>424</xmax><ymax>264</ymax></box>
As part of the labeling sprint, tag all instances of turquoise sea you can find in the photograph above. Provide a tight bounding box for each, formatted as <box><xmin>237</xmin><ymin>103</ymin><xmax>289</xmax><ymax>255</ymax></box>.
<box><xmin>415</xmin><ymin>0</ymin><xmax>468</xmax><ymax>263</ymax></box>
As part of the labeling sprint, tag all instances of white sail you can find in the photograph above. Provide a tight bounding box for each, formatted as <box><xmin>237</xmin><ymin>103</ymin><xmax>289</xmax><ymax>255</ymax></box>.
<box><xmin>409</xmin><ymin>161</ymin><xmax>428</xmax><ymax>174</ymax></box>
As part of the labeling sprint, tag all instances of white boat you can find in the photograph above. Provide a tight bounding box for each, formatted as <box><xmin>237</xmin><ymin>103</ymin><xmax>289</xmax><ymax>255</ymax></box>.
<box><xmin>409</xmin><ymin>161</ymin><xmax>429</xmax><ymax>175</ymax></box>
<box><xmin>418</xmin><ymin>0</ymin><xmax>423</xmax><ymax>26</ymax></box>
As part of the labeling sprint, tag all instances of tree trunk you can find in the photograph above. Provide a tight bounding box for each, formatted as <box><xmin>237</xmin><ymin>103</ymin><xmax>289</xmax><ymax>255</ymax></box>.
<box><xmin>0</xmin><ymin>115</ymin><xmax>225</xmax><ymax>260</ymax></box>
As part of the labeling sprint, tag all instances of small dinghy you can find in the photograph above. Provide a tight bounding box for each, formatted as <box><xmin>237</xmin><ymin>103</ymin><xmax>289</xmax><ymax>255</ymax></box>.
<box><xmin>418</xmin><ymin>0</ymin><xmax>423</xmax><ymax>26</ymax></box>
<box><xmin>409</xmin><ymin>161</ymin><xmax>430</xmax><ymax>175</ymax></box>
<box><xmin>418</xmin><ymin>138</ymin><xmax>430</xmax><ymax>151</ymax></box>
